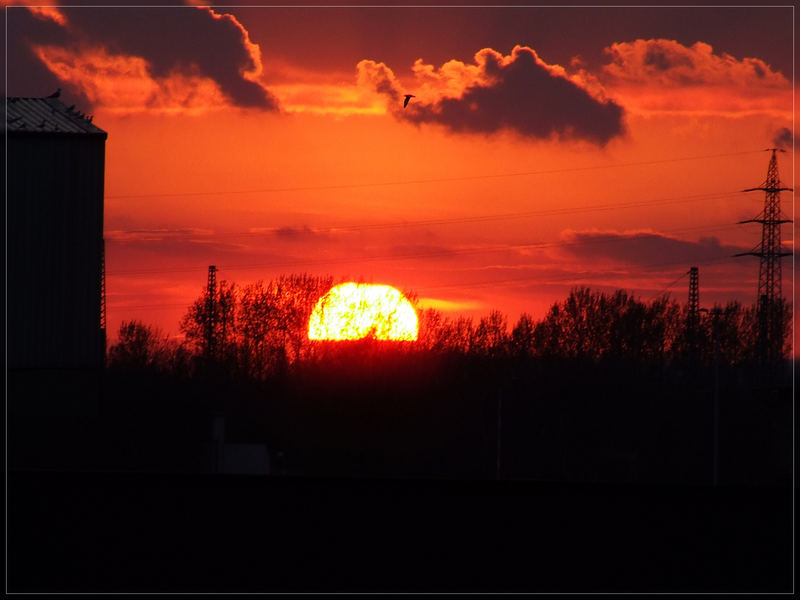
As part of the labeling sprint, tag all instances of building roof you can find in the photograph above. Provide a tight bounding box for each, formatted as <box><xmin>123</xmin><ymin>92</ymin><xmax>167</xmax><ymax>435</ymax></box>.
<box><xmin>6</xmin><ymin>96</ymin><xmax>107</xmax><ymax>137</ymax></box>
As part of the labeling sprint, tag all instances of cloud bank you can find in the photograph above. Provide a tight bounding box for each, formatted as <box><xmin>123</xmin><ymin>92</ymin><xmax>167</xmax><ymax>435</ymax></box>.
<box><xmin>603</xmin><ymin>39</ymin><xmax>788</xmax><ymax>88</ymax></box>
<box><xmin>9</xmin><ymin>4</ymin><xmax>278</xmax><ymax>113</ymax></box>
<box><xmin>358</xmin><ymin>45</ymin><xmax>626</xmax><ymax>145</ymax></box>
<box><xmin>559</xmin><ymin>230</ymin><xmax>749</xmax><ymax>267</ymax></box>
<box><xmin>772</xmin><ymin>127</ymin><xmax>793</xmax><ymax>150</ymax></box>
<box><xmin>599</xmin><ymin>39</ymin><xmax>791</xmax><ymax>115</ymax></box>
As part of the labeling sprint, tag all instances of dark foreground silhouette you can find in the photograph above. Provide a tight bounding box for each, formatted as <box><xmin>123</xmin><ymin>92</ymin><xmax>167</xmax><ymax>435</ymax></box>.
<box><xmin>8</xmin><ymin>350</ymin><xmax>793</xmax><ymax>593</ymax></box>
<box><xmin>8</xmin><ymin>470</ymin><xmax>792</xmax><ymax>593</ymax></box>
<box><xmin>7</xmin><ymin>282</ymin><xmax>792</xmax><ymax>592</ymax></box>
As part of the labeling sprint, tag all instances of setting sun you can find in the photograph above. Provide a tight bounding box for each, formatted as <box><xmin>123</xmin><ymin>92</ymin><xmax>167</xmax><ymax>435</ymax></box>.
<box><xmin>308</xmin><ymin>283</ymin><xmax>418</xmax><ymax>341</ymax></box>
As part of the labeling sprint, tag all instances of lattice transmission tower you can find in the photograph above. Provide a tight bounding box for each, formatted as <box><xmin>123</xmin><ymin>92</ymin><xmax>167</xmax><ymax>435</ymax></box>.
<box><xmin>687</xmin><ymin>267</ymin><xmax>700</xmax><ymax>323</ymax></box>
<box><xmin>204</xmin><ymin>265</ymin><xmax>218</xmax><ymax>359</ymax></box>
<box><xmin>686</xmin><ymin>266</ymin><xmax>700</xmax><ymax>357</ymax></box>
<box><xmin>735</xmin><ymin>149</ymin><xmax>792</xmax><ymax>361</ymax></box>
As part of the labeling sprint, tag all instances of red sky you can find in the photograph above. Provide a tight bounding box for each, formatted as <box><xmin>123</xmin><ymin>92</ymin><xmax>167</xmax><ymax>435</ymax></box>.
<box><xmin>5</xmin><ymin>2</ymin><xmax>796</xmax><ymax>342</ymax></box>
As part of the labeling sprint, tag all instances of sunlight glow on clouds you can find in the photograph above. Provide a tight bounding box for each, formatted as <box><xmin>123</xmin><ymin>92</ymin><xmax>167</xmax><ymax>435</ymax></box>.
<box><xmin>600</xmin><ymin>39</ymin><xmax>792</xmax><ymax>116</ymax></box>
<box><xmin>29</xmin><ymin>6</ymin><xmax>67</xmax><ymax>26</ymax></box>
<box><xmin>201</xmin><ymin>6</ymin><xmax>264</xmax><ymax>86</ymax></box>
<box><xmin>358</xmin><ymin>45</ymin><xmax>626</xmax><ymax>145</ymax></box>
<box><xmin>417</xmin><ymin>297</ymin><xmax>486</xmax><ymax>312</ymax></box>
<box><xmin>268</xmin><ymin>83</ymin><xmax>385</xmax><ymax>116</ymax></box>
<box><xmin>7</xmin><ymin>0</ymin><xmax>66</xmax><ymax>26</ymax></box>
<box><xmin>9</xmin><ymin>5</ymin><xmax>791</xmax><ymax>339</ymax></box>
<box><xmin>603</xmin><ymin>39</ymin><xmax>788</xmax><ymax>88</ymax></box>
<box><xmin>33</xmin><ymin>45</ymin><xmax>229</xmax><ymax>115</ymax></box>
<box><xmin>20</xmin><ymin>4</ymin><xmax>278</xmax><ymax>113</ymax></box>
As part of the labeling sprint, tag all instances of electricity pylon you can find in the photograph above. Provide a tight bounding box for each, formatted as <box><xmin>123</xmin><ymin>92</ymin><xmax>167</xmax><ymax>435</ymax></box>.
<box><xmin>205</xmin><ymin>265</ymin><xmax>218</xmax><ymax>359</ymax></box>
<box><xmin>686</xmin><ymin>266</ymin><xmax>700</xmax><ymax>359</ymax></box>
<box><xmin>735</xmin><ymin>149</ymin><xmax>792</xmax><ymax>362</ymax></box>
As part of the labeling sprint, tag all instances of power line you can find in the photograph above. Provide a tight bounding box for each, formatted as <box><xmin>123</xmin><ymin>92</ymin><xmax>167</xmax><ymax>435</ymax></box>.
<box><xmin>647</xmin><ymin>271</ymin><xmax>690</xmax><ymax>301</ymax></box>
<box><xmin>106</xmin><ymin>302</ymin><xmax>190</xmax><ymax>311</ymax></box>
<box><xmin>417</xmin><ymin>255</ymin><xmax>737</xmax><ymax>295</ymax></box>
<box><xmin>104</xmin><ymin>150</ymin><xmax>763</xmax><ymax>200</ymax></box>
<box><xmin>106</xmin><ymin>254</ymin><xmax>742</xmax><ymax>313</ymax></box>
<box><xmin>152</xmin><ymin>189</ymin><xmax>744</xmax><ymax>239</ymax></box>
<box><xmin>106</xmin><ymin>186</ymin><xmax>750</xmax><ymax>276</ymax></box>
<box><xmin>107</xmin><ymin>221</ymin><xmax>742</xmax><ymax>277</ymax></box>
<box><xmin>105</xmin><ymin>221</ymin><xmax>745</xmax><ymax>311</ymax></box>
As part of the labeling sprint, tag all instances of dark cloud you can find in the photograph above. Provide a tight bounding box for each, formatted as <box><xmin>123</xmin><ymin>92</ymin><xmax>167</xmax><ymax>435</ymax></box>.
<box><xmin>274</xmin><ymin>226</ymin><xmax>326</xmax><ymax>240</ymax></box>
<box><xmin>106</xmin><ymin>236</ymin><xmax>244</xmax><ymax>268</ymax></box>
<box><xmin>7</xmin><ymin>5</ymin><xmax>278</xmax><ymax>110</ymax></box>
<box><xmin>359</xmin><ymin>46</ymin><xmax>625</xmax><ymax>146</ymax></box>
<box><xmin>642</xmin><ymin>45</ymin><xmax>693</xmax><ymax>71</ymax></box>
<box><xmin>5</xmin><ymin>8</ymin><xmax>76</xmax><ymax>99</ymax></box>
<box><xmin>772</xmin><ymin>127</ymin><xmax>792</xmax><ymax>150</ymax></box>
<box><xmin>105</xmin><ymin>228</ymin><xmax>243</xmax><ymax>259</ymax></box>
<box><xmin>105</xmin><ymin>228</ymin><xmax>214</xmax><ymax>242</ymax></box>
<box><xmin>603</xmin><ymin>39</ymin><xmax>788</xmax><ymax>88</ymax></box>
<box><xmin>560</xmin><ymin>231</ymin><xmax>750</xmax><ymax>267</ymax></box>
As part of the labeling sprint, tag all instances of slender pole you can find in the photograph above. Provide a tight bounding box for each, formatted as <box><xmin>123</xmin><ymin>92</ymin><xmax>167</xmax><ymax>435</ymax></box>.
<box><xmin>496</xmin><ymin>387</ymin><xmax>502</xmax><ymax>481</ymax></box>
<box><xmin>713</xmin><ymin>352</ymin><xmax>720</xmax><ymax>487</ymax></box>
<box><xmin>711</xmin><ymin>309</ymin><xmax>721</xmax><ymax>486</ymax></box>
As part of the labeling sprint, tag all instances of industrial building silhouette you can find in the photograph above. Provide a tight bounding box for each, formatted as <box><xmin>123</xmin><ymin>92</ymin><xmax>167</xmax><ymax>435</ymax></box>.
<box><xmin>7</xmin><ymin>95</ymin><xmax>107</xmax><ymax>416</ymax></box>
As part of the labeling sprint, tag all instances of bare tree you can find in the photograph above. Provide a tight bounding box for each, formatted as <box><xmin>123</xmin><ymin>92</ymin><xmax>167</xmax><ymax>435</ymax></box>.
<box><xmin>180</xmin><ymin>279</ymin><xmax>238</xmax><ymax>369</ymax></box>
<box><xmin>472</xmin><ymin>310</ymin><xmax>509</xmax><ymax>358</ymax></box>
<box><xmin>108</xmin><ymin>320</ymin><xmax>178</xmax><ymax>372</ymax></box>
<box><xmin>510</xmin><ymin>313</ymin><xmax>536</xmax><ymax>359</ymax></box>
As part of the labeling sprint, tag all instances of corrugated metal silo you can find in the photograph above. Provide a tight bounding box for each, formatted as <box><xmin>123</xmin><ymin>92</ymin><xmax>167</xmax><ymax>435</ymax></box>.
<box><xmin>7</xmin><ymin>95</ymin><xmax>107</xmax><ymax>414</ymax></box>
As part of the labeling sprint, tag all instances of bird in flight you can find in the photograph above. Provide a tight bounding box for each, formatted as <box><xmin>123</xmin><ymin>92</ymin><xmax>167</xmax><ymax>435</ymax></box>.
<box><xmin>403</xmin><ymin>94</ymin><xmax>415</xmax><ymax>108</ymax></box>
<box><xmin>47</xmin><ymin>88</ymin><xmax>61</xmax><ymax>98</ymax></box>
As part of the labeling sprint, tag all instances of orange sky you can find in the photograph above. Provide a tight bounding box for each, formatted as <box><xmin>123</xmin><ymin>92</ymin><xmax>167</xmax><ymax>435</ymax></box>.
<box><xmin>5</xmin><ymin>3</ymin><xmax>796</xmax><ymax>342</ymax></box>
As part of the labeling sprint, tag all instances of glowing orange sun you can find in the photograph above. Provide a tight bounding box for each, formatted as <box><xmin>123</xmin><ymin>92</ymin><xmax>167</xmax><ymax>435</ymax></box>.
<box><xmin>308</xmin><ymin>283</ymin><xmax>418</xmax><ymax>341</ymax></box>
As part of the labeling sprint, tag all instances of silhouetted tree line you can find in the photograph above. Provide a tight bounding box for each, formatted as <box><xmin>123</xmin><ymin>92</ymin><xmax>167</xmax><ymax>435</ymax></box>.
<box><xmin>100</xmin><ymin>275</ymin><xmax>792</xmax><ymax>483</ymax></box>
<box><xmin>108</xmin><ymin>276</ymin><xmax>791</xmax><ymax>377</ymax></box>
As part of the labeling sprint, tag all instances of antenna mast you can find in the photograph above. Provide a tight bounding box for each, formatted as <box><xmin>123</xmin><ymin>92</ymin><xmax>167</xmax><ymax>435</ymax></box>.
<box><xmin>205</xmin><ymin>265</ymin><xmax>218</xmax><ymax>359</ymax></box>
<box><xmin>686</xmin><ymin>266</ymin><xmax>700</xmax><ymax>358</ymax></box>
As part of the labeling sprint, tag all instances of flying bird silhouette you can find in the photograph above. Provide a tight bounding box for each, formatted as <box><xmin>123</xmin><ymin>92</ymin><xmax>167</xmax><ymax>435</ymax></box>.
<box><xmin>403</xmin><ymin>94</ymin><xmax>415</xmax><ymax>108</ymax></box>
<box><xmin>47</xmin><ymin>88</ymin><xmax>61</xmax><ymax>98</ymax></box>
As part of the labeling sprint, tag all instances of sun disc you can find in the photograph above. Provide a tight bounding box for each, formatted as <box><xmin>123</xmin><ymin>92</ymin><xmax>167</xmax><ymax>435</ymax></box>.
<box><xmin>308</xmin><ymin>283</ymin><xmax>418</xmax><ymax>341</ymax></box>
